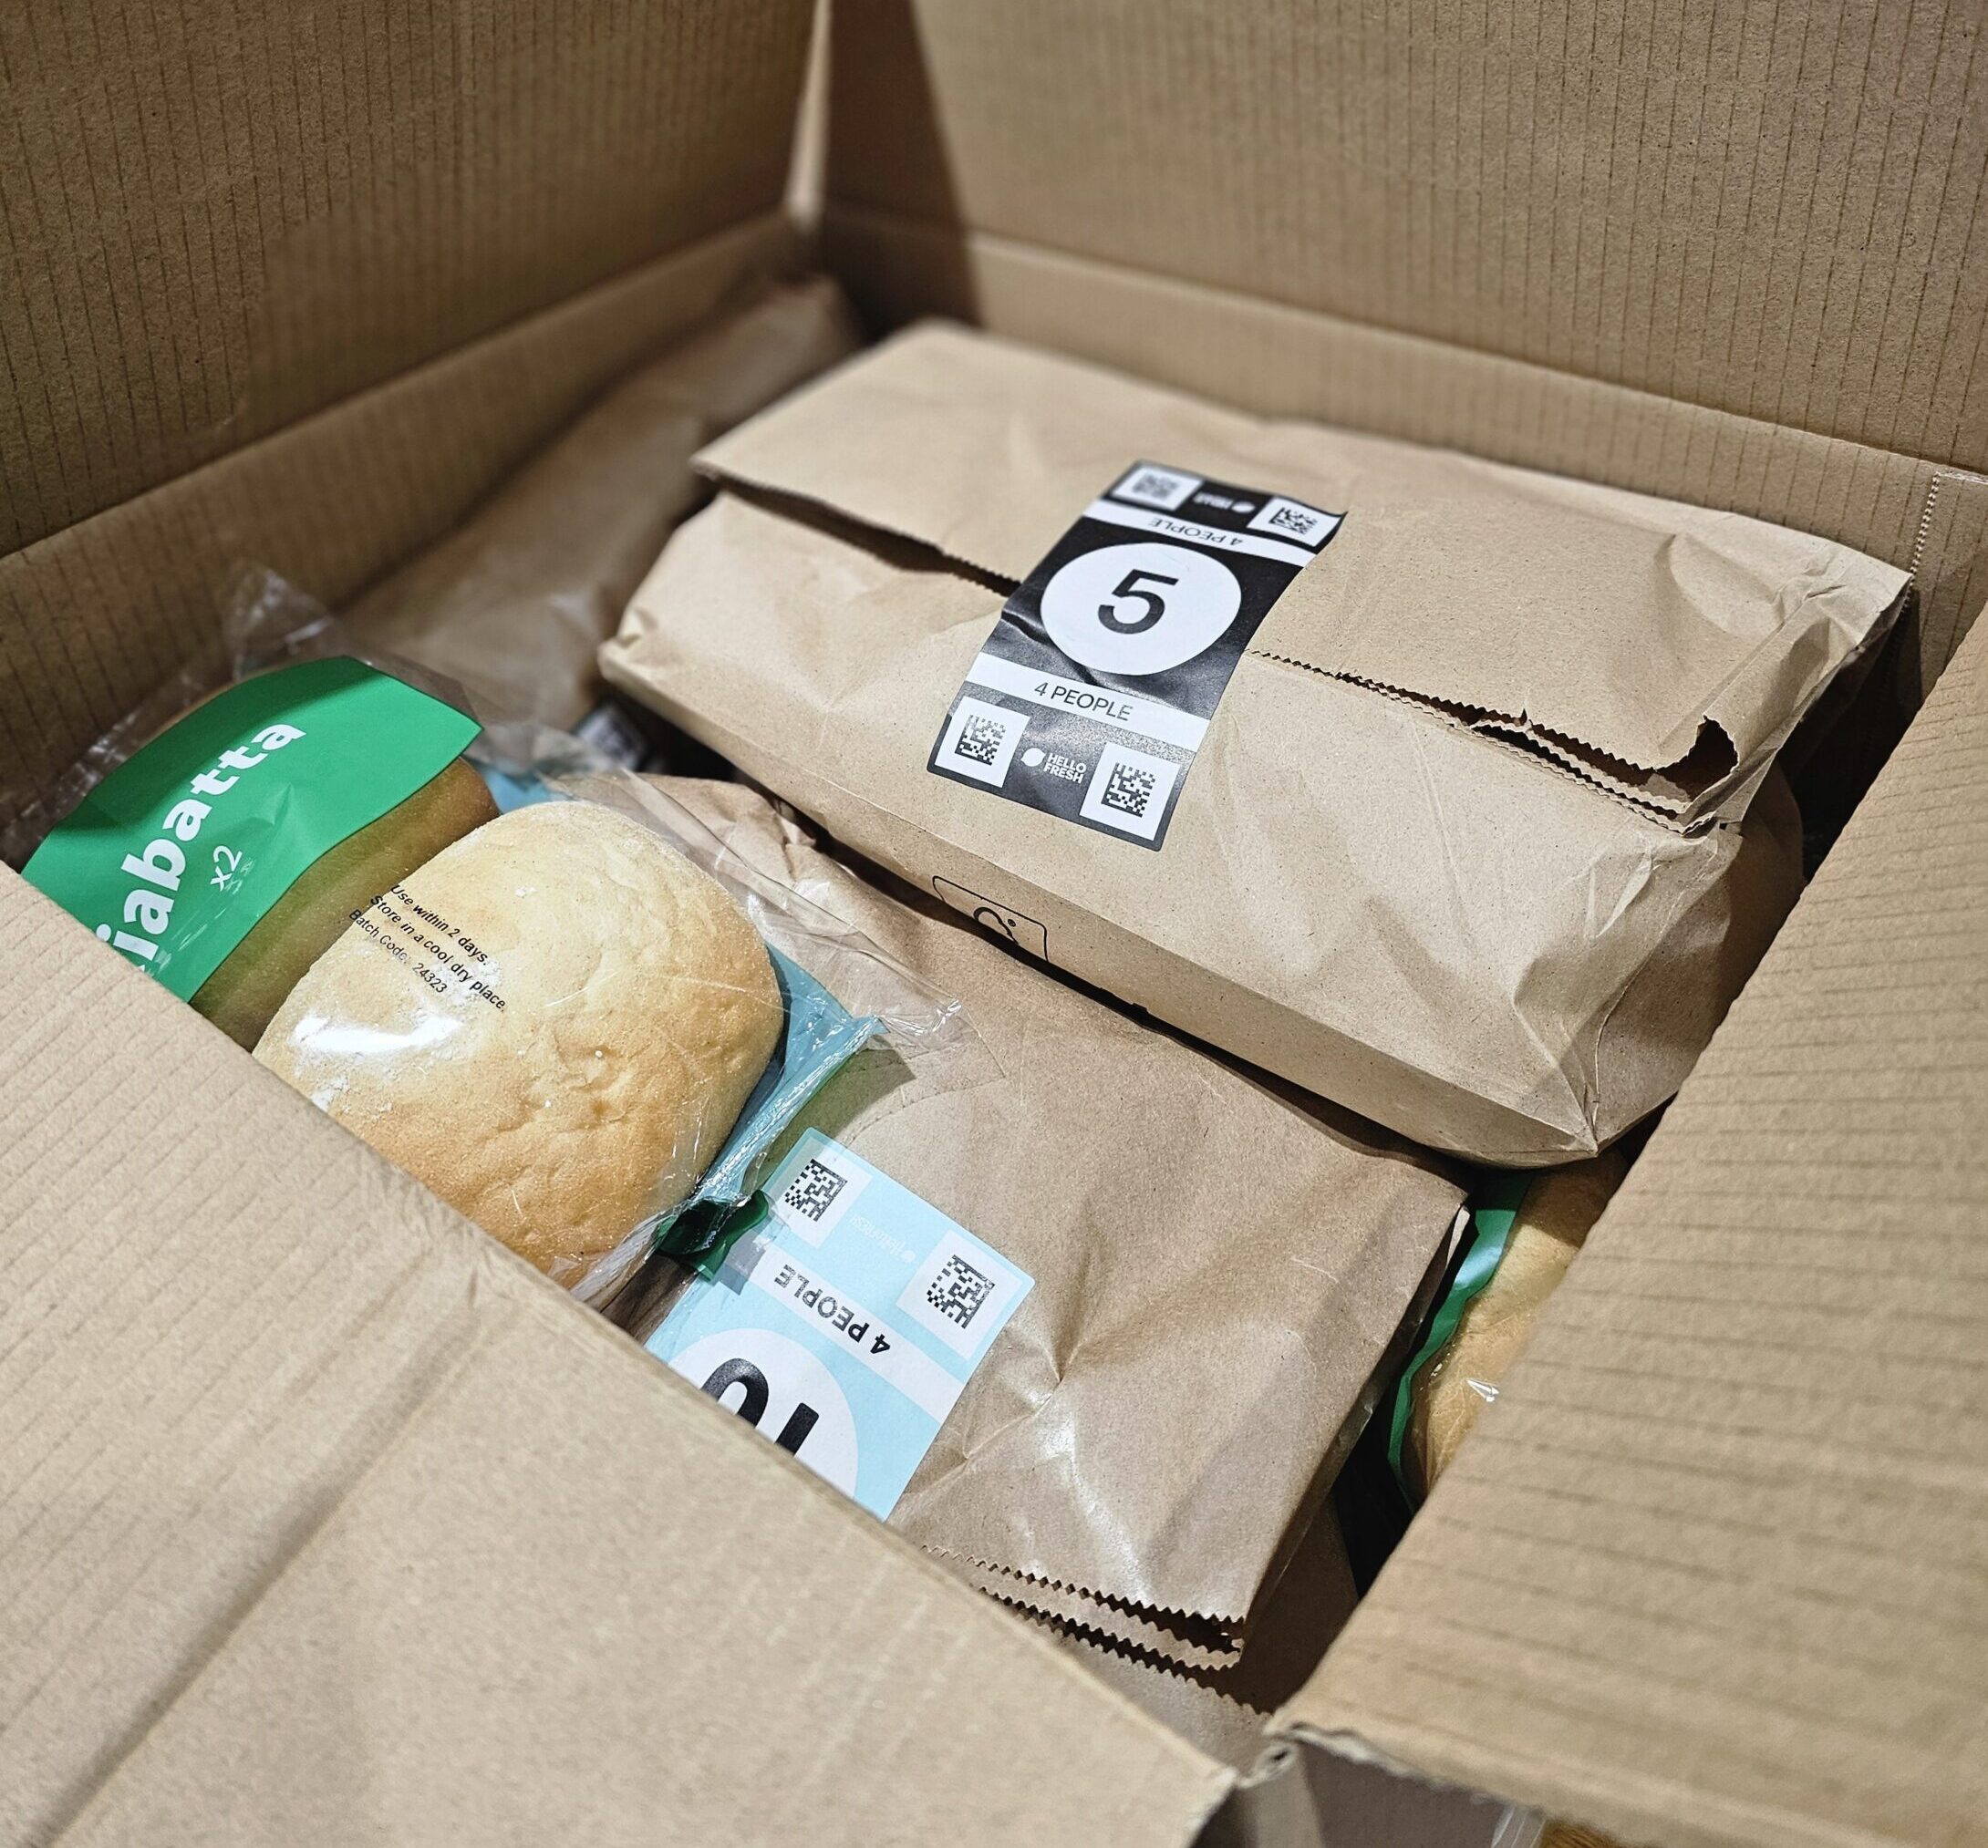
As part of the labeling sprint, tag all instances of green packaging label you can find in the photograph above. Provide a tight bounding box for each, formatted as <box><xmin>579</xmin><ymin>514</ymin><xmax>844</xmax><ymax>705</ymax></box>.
<box><xmin>1385</xmin><ymin>1170</ymin><xmax>1534</xmax><ymax>1503</ymax></box>
<box><xmin>23</xmin><ymin>657</ymin><xmax>481</xmax><ymax>999</ymax></box>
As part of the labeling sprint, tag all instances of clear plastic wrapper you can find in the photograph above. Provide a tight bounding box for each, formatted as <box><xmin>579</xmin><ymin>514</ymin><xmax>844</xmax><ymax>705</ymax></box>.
<box><xmin>1388</xmin><ymin>1151</ymin><xmax>1629</xmax><ymax>1501</ymax></box>
<box><xmin>12</xmin><ymin>569</ymin><xmax>971</xmax><ymax>1308</ymax></box>
<box><xmin>5</xmin><ymin>584</ymin><xmax>503</xmax><ymax>1051</ymax></box>
<box><xmin>342</xmin><ymin>278</ymin><xmax>859</xmax><ymax>730</ymax></box>
<box><xmin>442</xmin><ymin>739</ymin><xmax>977</xmax><ymax>1304</ymax></box>
<box><xmin>2</xmin><ymin>566</ymin><xmax>476</xmax><ymax>868</ymax></box>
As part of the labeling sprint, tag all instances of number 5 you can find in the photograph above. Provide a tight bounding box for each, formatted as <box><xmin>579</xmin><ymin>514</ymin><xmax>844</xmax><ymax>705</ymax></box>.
<box><xmin>1099</xmin><ymin>569</ymin><xmax>1177</xmax><ymax>634</ymax></box>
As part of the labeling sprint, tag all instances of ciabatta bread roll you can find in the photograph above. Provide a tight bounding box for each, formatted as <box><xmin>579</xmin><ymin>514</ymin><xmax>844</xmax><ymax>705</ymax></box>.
<box><xmin>112</xmin><ymin>671</ymin><xmax>496</xmax><ymax>1049</ymax></box>
<box><xmin>1409</xmin><ymin>1151</ymin><xmax>1627</xmax><ymax>1491</ymax></box>
<box><xmin>194</xmin><ymin>758</ymin><xmax>495</xmax><ymax>1048</ymax></box>
<box><xmin>255</xmin><ymin>800</ymin><xmax>783</xmax><ymax>1282</ymax></box>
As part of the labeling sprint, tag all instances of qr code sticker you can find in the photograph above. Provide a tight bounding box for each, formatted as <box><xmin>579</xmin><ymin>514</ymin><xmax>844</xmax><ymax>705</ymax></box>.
<box><xmin>782</xmin><ymin>1158</ymin><xmax>846</xmax><ymax>1223</ymax></box>
<box><xmin>955</xmin><ymin>713</ymin><xmax>1007</xmax><ymax>768</ymax></box>
<box><xmin>925</xmin><ymin>1254</ymin><xmax>994</xmax><ymax>1329</ymax></box>
<box><xmin>1248</xmin><ymin>494</ymin><xmax>1339</xmax><ymax>548</ymax></box>
<box><xmin>937</xmin><ymin>697</ymin><xmax>1024</xmax><ymax>787</ymax></box>
<box><xmin>1100</xmin><ymin>760</ymin><xmax>1157</xmax><ymax>820</ymax></box>
<box><xmin>769</xmin><ymin>1139</ymin><xmax>867</xmax><ymax>1244</ymax></box>
<box><xmin>898</xmin><ymin>1227</ymin><xmax>1028</xmax><ymax>1358</ymax></box>
<box><xmin>1080</xmin><ymin>742</ymin><xmax>1179</xmax><ymax>842</ymax></box>
<box><xmin>1110</xmin><ymin>462</ymin><xmax>1201</xmax><ymax>511</ymax></box>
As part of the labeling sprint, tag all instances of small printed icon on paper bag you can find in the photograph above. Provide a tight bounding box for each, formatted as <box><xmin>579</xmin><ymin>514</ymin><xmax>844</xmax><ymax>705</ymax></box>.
<box><xmin>930</xmin><ymin>876</ymin><xmax>1050</xmax><ymax>960</ymax></box>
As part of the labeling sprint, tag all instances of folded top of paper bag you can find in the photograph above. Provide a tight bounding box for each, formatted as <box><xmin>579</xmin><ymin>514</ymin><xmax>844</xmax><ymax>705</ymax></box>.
<box><xmin>699</xmin><ymin>324</ymin><xmax>1905</xmax><ymax>826</ymax></box>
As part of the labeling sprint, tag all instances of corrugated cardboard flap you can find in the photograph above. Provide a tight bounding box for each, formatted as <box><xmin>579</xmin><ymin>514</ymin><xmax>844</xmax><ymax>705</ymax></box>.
<box><xmin>823</xmin><ymin>3</ymin><xmax>1988</xmax><ymax>482</ymax></box>
<box><xmin>1272</xmin><ymin>613</ymin><xmax>1988</xmax><ymax>1848</ymax></box>
<box><xmin>699</xmin><ymin>324</ymin><xmax>1904</xmax><ymax>823</ymax></box>
<box><xmin>0</xmin><ymin>0</ymin><xmax>814</xmax><ymax>557</ymax></box>
<box><xmin>0</xmin><ymin>874</ymin><xmax>1229</xmax><ymax>1847</ymax></box>
<box><xmin>1</xmin><ymin>0</ymin><xmax>824</xmax><ymax>828</ymax></box>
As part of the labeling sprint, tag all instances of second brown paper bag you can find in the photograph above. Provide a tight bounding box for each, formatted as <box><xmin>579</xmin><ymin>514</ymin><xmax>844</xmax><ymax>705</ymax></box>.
<box><xmin>626</xmin><ymin>777</ymin><xmax>1463</xmax><ymax>1647</ymax></box>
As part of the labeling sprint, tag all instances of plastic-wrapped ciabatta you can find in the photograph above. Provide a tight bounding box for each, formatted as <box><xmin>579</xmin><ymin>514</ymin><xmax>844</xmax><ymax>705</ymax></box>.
<box><xmin>12</xmin><ymin>656</ymin><xmax>497</xmax><ymax>1049</ymax></box>
<box><xmin>255</xmin><ymin>800</ymin><xmax>785</xmax><ymax>1291</ymax></box>
<box><xmin>192</xmin><ymin>751</ymin><xmax>496</xmax><ymax>1048</ymax></box>
<box><xmin>11</xmin><ymin>573</ymin><xmax>965</xmax><ymax>1308</ymax></box>
<box><xmin>1391</xmin><ymin>1156</ymin><xmax>1627</xmax><ymax>1501</ymax></box>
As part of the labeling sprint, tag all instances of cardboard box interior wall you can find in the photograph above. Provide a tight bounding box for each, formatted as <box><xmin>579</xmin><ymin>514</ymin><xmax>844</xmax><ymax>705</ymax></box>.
<box><xmin>3</xmin><ymin>5</ymin><xmax>1984</xmax><ymax>1846</ymax></box>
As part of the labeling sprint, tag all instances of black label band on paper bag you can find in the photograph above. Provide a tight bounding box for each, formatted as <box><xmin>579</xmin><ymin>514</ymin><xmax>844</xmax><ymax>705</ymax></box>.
<box><xmin>927</xmin><ymin>461</ymin><xmax>1341</xmax><ymax>849</ymax></box>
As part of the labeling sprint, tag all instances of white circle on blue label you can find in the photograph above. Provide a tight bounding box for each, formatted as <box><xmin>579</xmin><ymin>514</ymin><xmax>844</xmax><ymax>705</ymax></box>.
<box><xmin>670</xmin><ymin>1327</ymin><xmax>859</xmax><ymax>1496</ymax></box>
<box><xmin>1040</xmin><ymin>540</ymin><xmax>1243</xmax><ymax>676</ymax></box>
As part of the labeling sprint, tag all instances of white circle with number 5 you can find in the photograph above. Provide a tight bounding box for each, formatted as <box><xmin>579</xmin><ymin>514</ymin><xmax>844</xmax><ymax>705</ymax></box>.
<box><xmin>668</xmin><ymin>1327</ymin><xmax>859</xmax><ymax>1495</ymax></box>
<box><xmin>1040</xmin><ymin>540</ymin><xmax>1242</xmax><ymax>676</ymax></box>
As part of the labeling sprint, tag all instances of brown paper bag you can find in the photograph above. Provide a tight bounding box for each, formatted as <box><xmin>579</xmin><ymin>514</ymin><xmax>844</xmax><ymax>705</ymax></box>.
<box><xmin>604</xmin><ymin>325</ymin><xmax>1906</xmax><ymax>1163</ymax></box>
<box><xmin>943</xmin><ymin>1556</ymin><xmax>1248</xmax><ymax>1671</ymax></box>
<box><xmin>626</xmin><ymin>777</ymin><xmax>1465</xmax><ymax>1640</ymax></box>
<box><xmin>347</xmin><ymin>278</ymin><xmax>858</xmax><ymax>728</ymax></box>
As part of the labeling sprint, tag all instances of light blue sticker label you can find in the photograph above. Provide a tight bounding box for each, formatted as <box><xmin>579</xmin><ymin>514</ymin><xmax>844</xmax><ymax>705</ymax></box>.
<box><xmin>648</xmin><ymin>1130</ymin><xmax>1033</xmax><ymax>1520</ymax></box>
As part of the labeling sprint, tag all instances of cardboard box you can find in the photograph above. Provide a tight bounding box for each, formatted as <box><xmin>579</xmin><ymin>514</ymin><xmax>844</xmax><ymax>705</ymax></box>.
<box><xmin>4</xmin><ymin>4</ymin><xmax>1983</xmax><ymax>1844</ymax></box>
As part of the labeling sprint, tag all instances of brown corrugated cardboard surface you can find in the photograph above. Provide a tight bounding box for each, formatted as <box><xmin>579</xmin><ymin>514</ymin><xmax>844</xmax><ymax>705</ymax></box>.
<box><xmin>1</xmin><ymin>0</ymin><xmax>821</xmax><ymax>831</ymax></box>
<box><xmin>826</xmin><ymin>0</ymin><xmax>1988</xmax><ymax>474</ymax></box>
<box><xmin>0</xmin><ymin>872</ymin><xmax>1229</xmax><ymax>1848</ymax></box>
<box><xmin>0</xmin><ymin>0</ymin><xmax>809</xmax><ymax>555</ymax></box>
<box><xmin>9</xmin><ymin>0</ymin><xmax>1988</xmax><ymax>1840</ymax></box>
<box><xmin>1279</xmin><ymin>613</ymin><xmax>1988</xmax><ymax>1846</ymax></box>
<box><xmin>1211</xmin><ymin>1747</ymin><xmax>1531</xmax><ymax>1848</ymax></box>
<box><xmin>1051</xmin><ymin>1638</ymin><xmax>1274</xmax><ymax>1776</ymax></box>
<box><xmin>821</xmin><ymin>0</ymin><xmax>1988</xmax><ymax>699</ymax></box>
<box><xmin>0</xmin><ymin>212</ymin><xmax>798</xmax><ymax>832</ymax></box>
<box><xmin>984</xmin><ymin>1496</ymin><xmax>1368</xmax><ymax>1771</ymax></box>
